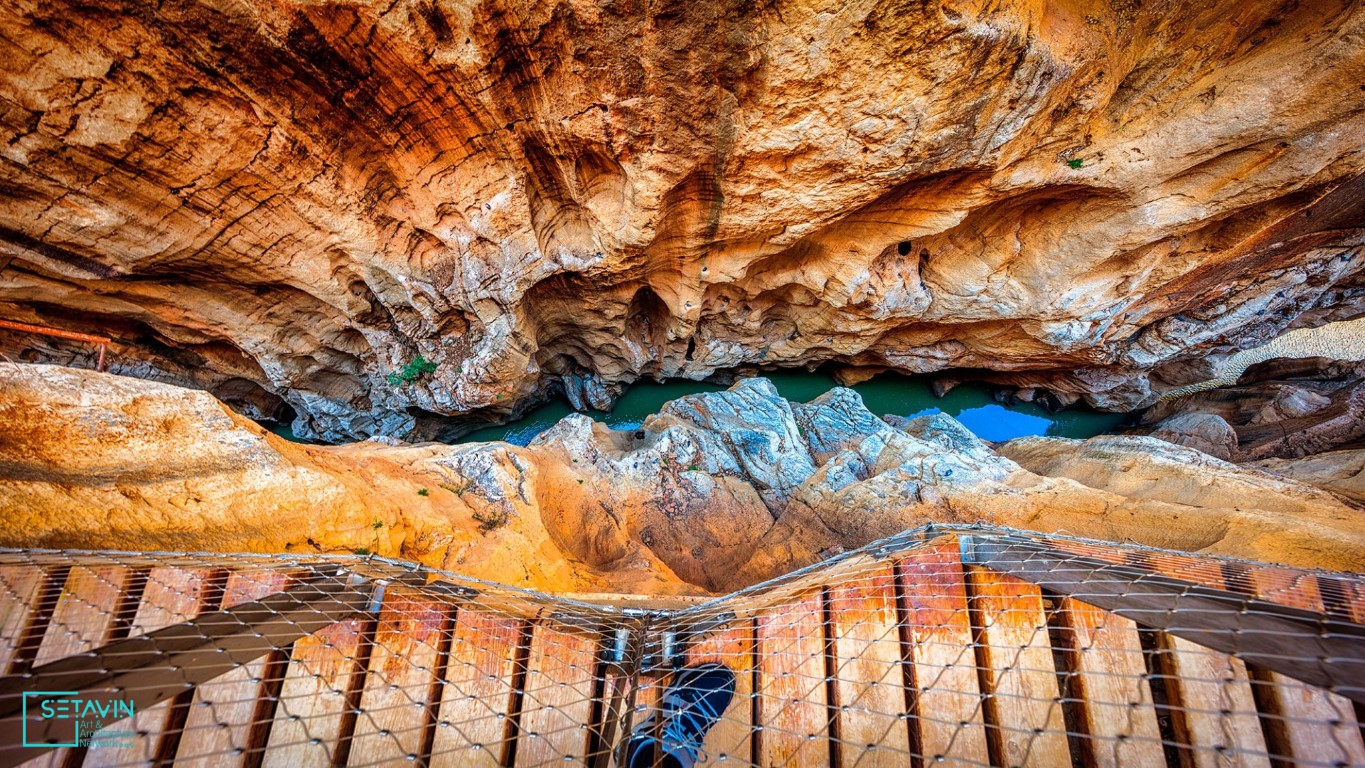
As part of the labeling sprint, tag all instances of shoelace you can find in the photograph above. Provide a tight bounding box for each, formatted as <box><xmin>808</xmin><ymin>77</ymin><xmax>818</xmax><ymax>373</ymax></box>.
<box><xmin>656</xmin><ymin>693</ymin><xmax>726</xmax><ymax>758</ymax></box>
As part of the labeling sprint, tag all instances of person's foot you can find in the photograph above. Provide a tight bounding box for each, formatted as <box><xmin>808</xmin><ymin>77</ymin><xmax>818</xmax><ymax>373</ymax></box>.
<box><xmin>626</xmin><ymin>663</ymin><xmax>736</xmax><ymax>768</ymax></box>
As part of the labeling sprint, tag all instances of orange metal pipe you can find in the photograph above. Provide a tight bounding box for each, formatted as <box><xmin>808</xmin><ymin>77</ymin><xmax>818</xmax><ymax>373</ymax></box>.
<box><xmin>0</xmin><ymin>318</ymin><xmax>113</xmax><ymax>370</ymax></box>
<box><xmin>0</xmin><ymin>318</ymin><xmax>111</xmax><ymax>345</ymax></box>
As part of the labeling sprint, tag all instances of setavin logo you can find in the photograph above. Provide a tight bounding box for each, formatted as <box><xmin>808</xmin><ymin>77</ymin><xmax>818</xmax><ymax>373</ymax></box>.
<box><xmin>22</xmin><ymin>692</ymin><xmax>135</xmax><ymax>748</ymax></box>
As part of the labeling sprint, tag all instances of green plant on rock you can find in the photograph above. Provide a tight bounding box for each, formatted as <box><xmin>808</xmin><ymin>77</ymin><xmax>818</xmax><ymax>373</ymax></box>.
<box><xmin>1066</xmin><ymin>158</ymin><xmax>1084</xmax><ymax>169</ymax></box>
<box><xmin>417</xmin><ymin>487</ymin><xmax>430</xmax><ymax>496</ymax></box>
<box><xmin>386</xmin><ymin>354</ymin><xmax>438</xmax><ymax>387</ymax></box>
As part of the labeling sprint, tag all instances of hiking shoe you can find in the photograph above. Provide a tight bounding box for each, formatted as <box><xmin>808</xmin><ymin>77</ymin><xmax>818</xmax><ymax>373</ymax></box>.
<box><xmin>626</xmin><ymin>663</ymin><xmax>736</xmax><ymax>768</ymax></box>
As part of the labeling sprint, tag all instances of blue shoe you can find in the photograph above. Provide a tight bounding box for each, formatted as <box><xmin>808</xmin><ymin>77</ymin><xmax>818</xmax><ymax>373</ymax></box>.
<box><xmin>626</xmin><ymin>663</ymin><xmax>736</xmax><ymax>768</ymax></box>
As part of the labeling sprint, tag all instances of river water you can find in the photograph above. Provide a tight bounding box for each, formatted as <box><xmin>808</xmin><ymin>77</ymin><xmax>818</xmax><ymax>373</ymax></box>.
<box><xmin>455</xmin><ymin>371</ymin><xmax>1126</xmax><ymax>446</ymax></box>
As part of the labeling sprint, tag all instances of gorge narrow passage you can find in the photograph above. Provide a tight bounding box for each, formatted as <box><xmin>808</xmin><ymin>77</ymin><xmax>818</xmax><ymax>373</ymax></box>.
<box><xmin>453</xmin><ymin>370</ymin><xmax>1128</xmax><ymax>446</ymax></box>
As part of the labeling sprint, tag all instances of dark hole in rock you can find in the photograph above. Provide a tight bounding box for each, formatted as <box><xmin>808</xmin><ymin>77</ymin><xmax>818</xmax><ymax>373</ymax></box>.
<box><xmin>897</xmin><ymin>241</ymin><xmax>912</xmax><ymax>256</ymax></box>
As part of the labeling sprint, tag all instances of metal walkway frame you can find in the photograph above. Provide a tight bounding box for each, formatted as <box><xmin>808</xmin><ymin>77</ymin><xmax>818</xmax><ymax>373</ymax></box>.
<box><xmin>0</xmin><ymin>524</ymin><xmax>1361</xmax><ymax>767</ymax></box>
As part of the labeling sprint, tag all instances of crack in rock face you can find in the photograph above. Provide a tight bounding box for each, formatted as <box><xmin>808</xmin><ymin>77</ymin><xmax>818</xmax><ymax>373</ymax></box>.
<box><xmin>0</xmin><ymin>0</ymin><xmax>1363</xmax><ymax>440</ymax></box>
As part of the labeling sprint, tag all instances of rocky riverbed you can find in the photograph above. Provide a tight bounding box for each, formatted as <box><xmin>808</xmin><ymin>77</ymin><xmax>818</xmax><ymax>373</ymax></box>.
<box><xmin>4</xmin><ymin>363</ymin><xmax>1360</xmax><ymax>595</ymax></box>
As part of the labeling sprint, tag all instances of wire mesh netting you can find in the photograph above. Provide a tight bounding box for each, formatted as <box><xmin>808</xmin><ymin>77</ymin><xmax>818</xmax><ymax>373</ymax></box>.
<box><xmin>0</xmin><ymin>524</ymin><xmax>1360</xmax><ymax>767</ymax></box>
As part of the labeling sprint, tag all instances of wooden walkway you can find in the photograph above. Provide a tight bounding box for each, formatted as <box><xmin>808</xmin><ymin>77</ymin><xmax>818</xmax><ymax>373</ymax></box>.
<box><xmin>0</xmin><ymin>527</ymin><xmax>1360</xmax><ymax>767</ymax></box>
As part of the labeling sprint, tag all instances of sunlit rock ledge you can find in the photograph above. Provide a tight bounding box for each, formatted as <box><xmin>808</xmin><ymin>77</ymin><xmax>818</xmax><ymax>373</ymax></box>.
<box><xmin>3</xmin><ymin>364</ymin><xmax>1360</xmax><ymax>595</ymax></box>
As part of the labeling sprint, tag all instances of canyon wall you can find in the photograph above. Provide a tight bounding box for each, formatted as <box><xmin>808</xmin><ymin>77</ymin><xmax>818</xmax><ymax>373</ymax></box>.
<box><xmin>1</xmin><ymin>0</ymin><xmax>1364</xmax><ymax>439</ymax></box>
<box><xmin>5</xmin><ymin>365</ymin><xmax>1361</xmax><ymax>594</ymax></box>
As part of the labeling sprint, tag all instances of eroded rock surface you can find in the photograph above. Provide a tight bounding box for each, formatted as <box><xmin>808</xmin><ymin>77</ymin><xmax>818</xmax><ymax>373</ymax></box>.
<box><xmin>1254</xmin><ymin>449</ymin><xmax>1365</xmax><ymax>509</ymax></box>
<box><xmin>4</xmin><ymin>365</ymin><xmax>1360</xmax><ymax>594</ymax></box>
<box><xmin>1132</xmin><ymin>357</ymin><xmax>1365</xmax><ymax>460</ymax></box>
<box><xmin>0</xmin><ymin>363</ymin><xmax>695</xmax><ymax>594</ymax></box>
<box><xmin>1</xmin><ymin>0</ymin><xmax>1363</xmax><ymax>440</ymax></box>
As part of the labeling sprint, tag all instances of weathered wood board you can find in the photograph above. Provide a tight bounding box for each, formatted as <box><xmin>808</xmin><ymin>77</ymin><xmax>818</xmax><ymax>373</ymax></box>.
<box><xmin>84</xmin><ymin>566</ymin><xmax>224</xmax><ymax>767</ymax></box>
<box><xmin>684</xmin><ymin>619</ymin><xmax>755</xmax><ymax>766</ymax></box>
<box><xmin>36</xmin><ymin>566</ymin><xmax>139</xmax><ymax>665</ymax></box>
<box><xmin>1130</xmin><ymin>555</ymin><xmax>1269</xmax><ymax>768</ymax></box>
<box><xmin>964</xmin><ymin>564</ymin><xmax>1070</xmax><ymax>768</ymax></box>
<box><xmin>346</xmin><ymin>588</ymin><xmax>451</xmax><ymax>766</ymax></box>
<box><xmin>1240</xmin><ymin>567</ymin><xmax>1365</xmax><ymax>767</ymax></box>
<box><xmin>825</xmin><ymin>566</ymin><xmax>910</xmax><ymax>767</ymax></box>
<box><xmin>430</xmin><ymin>610</ymin><xmax>524</xmax><ymax>767</ymax></box>
<box><xmin>754</xmin><ymin>589</ymin><xmax>828</xmax><ymax>768</ymax></box>
<box><xmin>0</xmin><ymin>565</ymin><xmax>53</xmax><ymax>674</ymax></box>
<box><xmin>261</xmin><ymin>617</ymin><xmax>371</xmax><ymax>768</ymax></box>
<box><xmin>28</xmin><ymin>566</ymin><xmax>140</xmax><ymax>768</ymax></box>
<box><xmin>175</xmin><ymin>570</ymin><xmax>305</xmax><ymax>767</ymax></box>
<box><xmin>513</xmin><ymin>624</ymin><xmax>600</xmax><ymax>767</ymax></box>
<box><xmin>1054</xmin><ymin>596</ymin><xmax>1166</xmax><ymax>768</ymax></box>
<box><xmin>896</xmin><ymin>539</ymin><xmax>990</xmax><ymax>765</ymax></box>
<box><xmin>1156</xmin><ymin>633</ymin><xmax>1270</xmax><ymax>768</ymax></box>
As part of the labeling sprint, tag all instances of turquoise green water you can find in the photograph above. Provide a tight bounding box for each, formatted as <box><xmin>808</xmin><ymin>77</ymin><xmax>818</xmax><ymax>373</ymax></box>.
<box><xmin>455</xmin><ymin>371</ymin><xmax>1127</xmax><ymax>446</ymax></box>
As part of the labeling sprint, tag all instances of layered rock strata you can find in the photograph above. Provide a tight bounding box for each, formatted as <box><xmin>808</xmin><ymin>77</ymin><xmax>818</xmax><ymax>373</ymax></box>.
<box><xmin>4</xmin><ymin>364</ymin><xmax>1361</xmax><ymax>594</ymax></box>
<box><xmin>1</xmin><ymin>0</ymin><xmax>1363</xmax><ymax>440</ymax></box>
<box><xmin>1132</xmin><ymin>357</ymin><xmax>1365</xmax><ymax>461</ymax></box>
<box><xmin>1254</xmin><ymin>449</ymin><xmax>1365</xmax><ymax>509</ymax></box>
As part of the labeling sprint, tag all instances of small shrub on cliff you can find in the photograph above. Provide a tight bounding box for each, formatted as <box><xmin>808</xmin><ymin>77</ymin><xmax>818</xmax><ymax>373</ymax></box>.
<box><xmin>472</xmin><ymin>508</ymin><xmax>509</xmax><ymax>535</ymax></box>
<box><xmin>386</xmin><ymin>354</ymin><xmax>438</xmax><ymax>387</ymax></box>
<box><xmin>417</xmin><ymin>487</ymin><xmax>430</xmax><ymax>496</ymax></box>
<box><xmin>1066</xmin><ymin>158</ymin><xmax>1084</xmax><ymax>169</ymax></box>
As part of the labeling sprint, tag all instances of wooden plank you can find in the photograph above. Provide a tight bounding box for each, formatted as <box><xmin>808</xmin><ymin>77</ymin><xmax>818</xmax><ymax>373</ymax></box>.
<box><xmin>35</xmin><ymin>565</ymin><xmax>138</xmax><ymax>666</ymax></box>
<box><xmin>1156</xmin><ymin>635</ymin><xmax>1269</xmax><ymax>768</ymax></box>
<box><xmin>128</xmin><ymin>566</ymin><xmax>224</xmax><ymax>636</ymax></box>
<box><xmin>963</xmin><ymin>564</ymin><xmax>1070</xmax><ymax>768</ymax></box>
<box><xmin>1319</xmin><ymin>575</ymin><xmax>1365</xmax><ymax>624</ymax></box>
<box><xmin>896</xmin><ymin>539</ymin><xmax>991</xmax><ymax>765</ymax></box>
<box><xmin>1240</xmin><ymin>568</ymin><xmax>1365</xmax><ymax>767</ymax></box>
<box><xmin>0</xmin><ymin>565</ymin><xmax>52</xmax><ymax>674</ymax></box>
<box><xmin>27</xmin><ymin>566</ymin><xmax>140</xmax><ymax>767</ymax></box>
<box><xmin>83</xmin><ymin>566</ymin><xmax>224</xmax><ymax>767</ymax></box>
<box><xmin>1239</xmin><ymin>565</ymin><xmax>1323</xmax><ymax>613</ymax></box>
<box><xmin>1251</xmin><ymin>671</ymin><xmax>1365</xmax><ymax>768</ymax></box>
<box><xmin>754</xmin><ymin>589</ymin><xmax>827</xmax><ymax>767</ymax></box>
<box><xmin>684</xmin><ymin>620</ymin><xmax>755</xmax><ymax>765</ymax></box>
<box><xmin>825</xmin><ymin>566</ymin><xmax>910</xmax><ymax>766</ymax></box>
<box><xmin>430</xmin><ymin>610</ymin><xmax>524</xmax><ymax>767</ymax></box>
<box><xmin>346</xmin><ymin>588</ymin><xmax>452</xmax><ymax>766</ymax></box>
<box><xmin>1126</xmin><ymin>556</ymin><xmax>1270</xmax><ymax>768</ymax></box>
<box><xmin>1050</xmin><ymin>538</ymin><xmax>1128</xmax><ymax>565</ymax></box>
<box><xmin>261</xmin><ymin>617</ymin><xmax>371</xmax><ymax>768</ymax></box>
<box><xmin>175</xmin><ymin>570</ymin><xmax>307</xmax><ymax>767</ymax></box>
<box><xmin>1137</xmin><ymin>551</ymin><xmax>1237</xmax><ymax>595</ymax></box>
<box><xmin>513</xmin><ymin>624</ymin><xmax>600</xmax><ymax>767</ymax></box>
<box><xmin>1054</xmin><ymin>596</ymin><xmax>1166</xmax><ymax>768</ymax></box>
